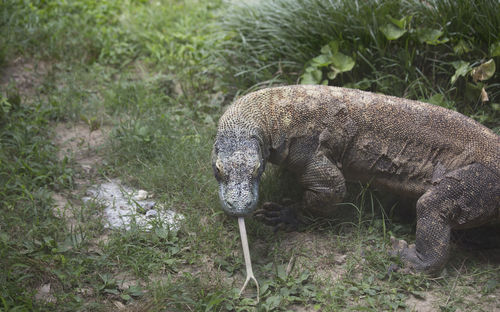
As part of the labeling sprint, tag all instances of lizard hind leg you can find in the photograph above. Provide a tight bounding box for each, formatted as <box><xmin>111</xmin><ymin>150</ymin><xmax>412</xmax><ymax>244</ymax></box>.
<box><xmin>392</xmin><ymin>163</ymin><xmax>500</xmax><ymax>274</ymax></box>
<box><xmin>391</xmin><ymin>188</ymin><xmax>453</xmax><ymax>274</ymax></box>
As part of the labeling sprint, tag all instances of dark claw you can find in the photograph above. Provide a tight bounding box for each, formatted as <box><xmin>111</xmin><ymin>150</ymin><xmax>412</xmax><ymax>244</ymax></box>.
<box><xmin>253</xmin><ymin>201</ymin><xmax>303</xmax><ymax>231</ymax></box>
<box><xmin>389</xmin><ymin>236</ymin><xmax>419</xmax><ymax>274</ymax></box>
<box><xmin>261</xmin><ymin>202</ymin><xmax>284</xmax><ymax>211</ymax></box>
<box><xmin>256</xmin><ymin>210</ymin><xmax>281</xmax><ymax>217</ymax></box>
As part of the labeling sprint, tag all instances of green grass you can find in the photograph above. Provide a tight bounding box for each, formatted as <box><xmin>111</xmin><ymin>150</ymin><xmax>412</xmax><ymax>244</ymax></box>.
<box><xmin>217</xmin><ymin>0</ymin><xmax>500</xmax><ymax>130</ymax></box>
<box><xmin>0</xmin><ymin>91</ymin><xmax>74</xmax><ymax>309</ymax></box>
<box><xmin>1</xmin><ymin>0</ymin><xmax>499</xmax><ymax>311</ymax></box>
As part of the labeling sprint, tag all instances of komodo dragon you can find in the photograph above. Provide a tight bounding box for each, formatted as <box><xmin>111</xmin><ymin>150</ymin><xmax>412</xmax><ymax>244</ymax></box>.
<box><xmin>212</xmin><ymin>85</ymin><xmax>500</xmax><ymax>274</ymax></box>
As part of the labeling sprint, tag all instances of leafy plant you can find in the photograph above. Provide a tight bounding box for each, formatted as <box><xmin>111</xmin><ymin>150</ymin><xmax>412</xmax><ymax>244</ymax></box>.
<box><xmin>301</xmin><ymin>41</ymin><xmax>355</xmax><ymax>85</ymax></box>
<box><xmin>217</xmin><ymin>0</ymin><xmax>500</xmax><ymax>129</ymax></box>
<box><xmin>1</xmin><ymin>0</ymin><xmax>499</xmax><ymax>310</ymax></box>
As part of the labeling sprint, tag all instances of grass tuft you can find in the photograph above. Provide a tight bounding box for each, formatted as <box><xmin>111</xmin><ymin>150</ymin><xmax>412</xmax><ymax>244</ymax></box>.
<box><xmin>217</xmin><ymin>0</ymin><xmax>500</xmax><ymax>129</ymax></box>
<box><xmin>1</xmin><ymin>0</ymin><xmax>499</xmax><ymax>310</ymax></box>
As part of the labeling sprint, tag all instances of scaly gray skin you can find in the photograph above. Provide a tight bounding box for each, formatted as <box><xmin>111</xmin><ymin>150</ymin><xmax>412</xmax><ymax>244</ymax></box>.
<box><xmin>212</xmin><ymin>85</ymin><xmax>500</xmax><ymax>274</ymax></box>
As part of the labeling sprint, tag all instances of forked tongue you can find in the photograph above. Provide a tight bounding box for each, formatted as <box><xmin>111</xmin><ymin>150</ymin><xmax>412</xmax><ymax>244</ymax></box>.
<box><xmin>237</xmin><ymin>217</ymin><xmax>260</xmax><ymax>302</ymax></box>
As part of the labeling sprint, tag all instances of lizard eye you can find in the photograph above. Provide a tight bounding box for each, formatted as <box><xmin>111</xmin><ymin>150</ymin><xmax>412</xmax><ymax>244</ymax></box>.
<box><xmin>214</xmin><ymin>158</ymin><xmax>224</xmax><ymax>178</ymax></box>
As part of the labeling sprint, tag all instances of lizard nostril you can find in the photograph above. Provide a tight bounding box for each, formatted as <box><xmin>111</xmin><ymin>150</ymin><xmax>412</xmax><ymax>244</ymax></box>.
<box><xmin>245</xmin><ymin>200</ymin><xmax>253</xmax><ymax>209</ymax></box>
<box><xmin>226</xmin><ymin>200</ymin><xmax>235</xmax><ymax>210</ymax></box>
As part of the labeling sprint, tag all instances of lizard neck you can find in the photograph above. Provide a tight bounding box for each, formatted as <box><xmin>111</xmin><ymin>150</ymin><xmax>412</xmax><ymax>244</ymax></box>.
<box><xmin>218</xmin><ymin>96</ymin><xmax>271</xmax><ymax>158</ymax></box>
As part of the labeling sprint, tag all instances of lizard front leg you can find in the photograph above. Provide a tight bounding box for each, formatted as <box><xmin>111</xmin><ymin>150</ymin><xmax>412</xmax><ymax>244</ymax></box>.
<box><xmin>255</xmin><ymin>153</ymin><xmax>346</xmax><ymax>229</ymax></box>
<box><xmin>300</xmin><ymin>153</ymin><xmax>347</xmax><ymax>210</ymax></box>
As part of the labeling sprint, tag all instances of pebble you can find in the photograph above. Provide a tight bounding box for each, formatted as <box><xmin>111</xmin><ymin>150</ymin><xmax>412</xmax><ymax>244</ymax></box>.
<box><xmin>145</xmin><ymin>209</ymin><xmax>158</xmax><ymax>218</ymax></box>
<box><xmin>144</xmin><ymin>201</ymin><xmax>155</xmax><ymax>211</ymax></box>
<box><xmin>85</xmin><ymin>189</ymin><xmax>97</xmax><ymax>197</ymax></box>
<box><xmin>133</xmin><ymin>190</ymin><xmax>148</xmax><ymax>201</ymax></box>
<box><xmin>136</xmin><ymin>201</ymin><xmax>155</xmax><ymax>214</ymax></box>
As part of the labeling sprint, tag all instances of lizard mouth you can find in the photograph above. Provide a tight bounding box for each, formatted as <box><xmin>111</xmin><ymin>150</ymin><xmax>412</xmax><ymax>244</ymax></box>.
<box><xmin>219</xmin><ymin>182</ymin><xmax>259</xmax><ymax>217</ymax></box>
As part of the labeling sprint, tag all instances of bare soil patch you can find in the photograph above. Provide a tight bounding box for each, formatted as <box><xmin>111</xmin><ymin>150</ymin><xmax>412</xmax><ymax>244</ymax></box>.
<box><xmin>276</xmin><ymin>231</ymin><xmax>347</xmax><ymax>283</ymax></box>
<box><xmin>405</xmin><ymin>292</ymin><xmax>440</xmax><ymax>312</ymax></box>
<box><xmin>54</xmin><ymin>122</ymin><xmax>109</xmax><ymax>172</ymax></box>
<box><xmin>0</xmin><ymin>57</ymin><xmax>51</xmax><ymax>96</ymax></box>
<box><xmin>51</xmin><ymin>122</ymin><xmax>110</xmax><ymax>220</ymax></box>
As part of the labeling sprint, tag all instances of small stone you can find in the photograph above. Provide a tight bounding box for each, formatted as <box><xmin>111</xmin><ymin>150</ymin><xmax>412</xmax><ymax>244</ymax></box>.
<box><xmin>113</xmin><ymin>301</ymin><xmax>126</xmax><ymax>310</ymax></box>
<box><xmin>35</xmin><ymin>283</ymin><xmax>56</xmax><ymax>303</ymax></box>
<box><xmin>133</xmin><ymin>190</ymin><xmax>148</xmax><ymax>200</ymax></box>
<box><xmin>77</xmin><ymin>287</ymin><xmax>94</xmax><ymax>297</ymax></box>
<box><xmin>146</xmin><ymin>209</ymin><xmax>158</xmax><ymax>218</ymax></box>
<box><xmin>144</xmin><ymin>201</ymin><xmax>155</xmax><ymax>210</ymax></box>
<box><xmin>136</xmin><ymin>201</ymin><xmax>155</xmax><ymax>214</ymax></box>
<box><xmin>81</xmin><ymin>164</ymin><xmax>92</xmax><ymax>174</ymax></box>
<box><xmin>335</xmin><ymin>254</ymin><xmax>347</xmax><ymax>265</ymax></box>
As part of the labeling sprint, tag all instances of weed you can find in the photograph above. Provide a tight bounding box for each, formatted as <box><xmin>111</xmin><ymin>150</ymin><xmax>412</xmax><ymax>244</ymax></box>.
<box><xmin>1</xmin><ymin>0</ymin><xmax>499</xmax><ymax>311</ymax></box>
<box><xmin>217</xmin><ymin>0</ymin><xmax>500</xmax><ymax>129</ymax></box>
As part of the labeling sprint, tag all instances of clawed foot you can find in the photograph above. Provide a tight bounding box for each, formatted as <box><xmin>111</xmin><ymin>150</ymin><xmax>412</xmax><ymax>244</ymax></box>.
<box><xmin>390</xmin><ymin>236</ymin><xmax>416</xmax><ymax>257</ymax></box>
<box><xmin>389</xmin><ymin>236</ymin><xmax>418</xmax><ymax>273</ymax></box>
<box><xmin>389</xmin><ymin>236</ymin><xmax>445</xmax><ymax>275</ymax></box>
<box><xmin>253</xmin><ymin>199</ymin><xmax>303</xmax><ymax>232</ymax></box>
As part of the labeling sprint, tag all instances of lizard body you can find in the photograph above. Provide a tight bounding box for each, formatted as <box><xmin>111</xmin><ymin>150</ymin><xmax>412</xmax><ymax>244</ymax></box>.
<box><xmin>212</xmin><ymin>85</ymin><xmax>500</xmax><ymax>273</ymax></box>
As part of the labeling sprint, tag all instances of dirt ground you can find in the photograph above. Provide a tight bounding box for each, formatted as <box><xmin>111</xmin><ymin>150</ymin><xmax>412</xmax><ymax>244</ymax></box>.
<box><xmin>0</xmin><ymin>57</ymin><xmax>51</xmax><ymax>97</ymax></box>
<box><xmin>2</xmin><ymin>58</ymin><xmax>499</xmax><ymax>312</ymax></box>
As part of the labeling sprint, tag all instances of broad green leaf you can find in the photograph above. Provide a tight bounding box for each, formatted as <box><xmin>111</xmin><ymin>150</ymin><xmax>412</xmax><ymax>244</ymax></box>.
<box><xmin>265</xmin><ymin>295</ymin><xmax>281</xmax><ymax>308</ymax></box>
<box><xmin>417</xmin><ymin>28</ymin><xmax>448</xmax><ymax>45</ymax></box>
<box><xmin>311</xmin><ymin>54</ymin><xmax>332</xmax><ymax>67</ymax></box>
<box><xmin>120</xmin><ymin>294</ymin><xmax>132</xmax><ymax>301</ymax></box>
<box><xmin>490</xmin><ymin>42</ymin><xmax>500</xmax><ymax>57</ymax></box>
<box><xmin>343</xmin><ymin>78</ymin><xmax>372</xmax><ymax>90</ymax></box>
<box><xmin>471</xmin><ymin>59</ymin><xmax>496</xmax><ymax>82</ymax></box>
<box><xmin>427</xmin><ymin>93</ymin><xmax>445</xmax><ymax>106</ymax></box>
<box><xmin>483</xmin><ymin>279</ymin><xmax>498</xmax><ymax>294</ymax></box>
<box><xmin>465</xmin><ymin>82</ymin><xmax>483</xmax><ymax>102</ymax></box>
<box><xmin>320</xmin><ymin>41</ymin><xmax>339</xmax><ymax>55</ymax></box>
<box><xmin>427</xmin><ymin>94</ymin><xmax>456</xmax><ymax>110</ymax></box>
<box><xmin>453</xmin><ymin>39</ymin><xmax>471</xmax><ymax>55</ymax></box>
<box><xmin>301</xmin><ymin>68</ymin><xmax>322</xmax><ymax>85</ymax></box>
<box><xmin>450</xmin><ymin>61</ymin><xmax>471</xmax><ymax>84</ymax></box>
<box><xmin>379</xmin><ymin>24</ymin><xmax>407</xmax><ymax>40</ymax></box>
<box><xmin>327</xmin><ymin>52</ymin><xmax>355</xmax><ymax>81</ymax></box>
<box><xmin>277</xmin><ymin>264</ymin><xmax>287</xmax><ymax>281</ymax></box>
<box><xmin>104</xmin><ymin>288</ymin><xmax>119</xmax><ymax>295</ymax></box>
<box><xmin>387</xmin><ymin>14</ymin><xmax>412</xmax><ymax>29</ymax></box>
<box><xmin>331</xmin><ymin>52</ymin><xmax>355</xmax><ymax>72</ymax></box>
<box><xmin>327</xmin><ymin>70</ymin><xmax>340</xmax><ymax>80</ymax></box>
<box><xmin>138</xmin><ymin>126</ymin><xmax>149</xmax><ymax>137</ymax></box>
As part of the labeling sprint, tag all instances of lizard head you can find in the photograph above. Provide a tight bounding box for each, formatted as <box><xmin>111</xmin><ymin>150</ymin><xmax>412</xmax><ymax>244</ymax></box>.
<box><xmin>212</xmin><ymin>131</ymin><xmax>265</xmax><ymax>217</ymax></box>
